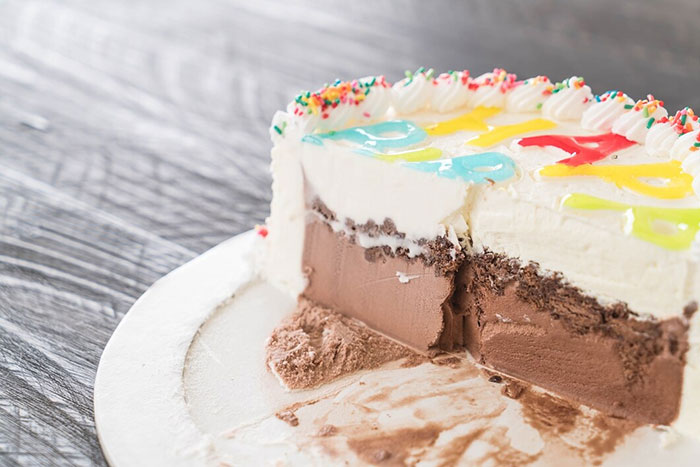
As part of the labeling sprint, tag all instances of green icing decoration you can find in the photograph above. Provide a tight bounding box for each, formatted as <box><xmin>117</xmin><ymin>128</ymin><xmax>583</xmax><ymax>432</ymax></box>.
<box><xmin>563</xmin><ymin>193</ymin><xmax>700</xmax><ymax>251</ymax></box>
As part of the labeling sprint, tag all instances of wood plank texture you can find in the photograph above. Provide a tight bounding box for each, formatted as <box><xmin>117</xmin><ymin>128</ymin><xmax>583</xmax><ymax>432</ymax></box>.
<box><xmin>0</xmin><ymin>0</ymin><xmax>699</xmax><ymax>464</ymax></box>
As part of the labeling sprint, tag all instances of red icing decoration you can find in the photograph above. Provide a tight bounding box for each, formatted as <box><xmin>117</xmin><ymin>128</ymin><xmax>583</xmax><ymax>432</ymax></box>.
<box><xmin>518</xmin><ymin>133</ymin><xmax>636</xmax><ymax>166</ymax></box>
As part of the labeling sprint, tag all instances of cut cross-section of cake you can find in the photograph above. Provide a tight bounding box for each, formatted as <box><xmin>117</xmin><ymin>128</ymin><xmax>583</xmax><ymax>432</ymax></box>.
<box><xmin>262</xmin><ymin>68</ymin><xmax>700</xmax><ymax>437</ymax></box>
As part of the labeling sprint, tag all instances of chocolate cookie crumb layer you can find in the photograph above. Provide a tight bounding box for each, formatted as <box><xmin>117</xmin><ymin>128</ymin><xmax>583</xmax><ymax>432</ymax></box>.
<box><xmin>310</xmin><ymin>198</ymin><xmax>463</xmax><ymax>275</ymax></box>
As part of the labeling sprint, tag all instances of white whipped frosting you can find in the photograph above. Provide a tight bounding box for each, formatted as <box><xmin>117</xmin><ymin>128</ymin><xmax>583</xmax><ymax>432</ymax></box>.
<box><xmin>429</xmin><ymin>72</ymin><xmax>470</xmax><ymax>113</ymax></box>
<box><xmin>505</xmin><ymin>77</ymin><xmax>552</xmax><ymax>113</ymax></box>
<box><xmin>580</xmin><ymin>91</ymin><xmax>634</xmax><ymax>132</ymax></box>
<box><xmin>649</xmin><ymin>110</ymin><xmax>700</xmax><ymax>157</ymax></box>
<box><xmin>315</xmin><ymin>101</ymin><xmax>353</xmax><ymax>131</ymax></box>
<box><xmin>392</xmin><ymin>73</ymin><xmax>432</xmax><ymax>115</ymax></box>
<box><xmin>611</xmin><ymin>99</ymin><xmax>668</xmax><ymax>143</ymax></box>
<box><xmin>646</xmin><ymin>122</ymin><xmax>682</xmax><ymax>157</ymax></box>
<box><xmin>671</xmin><ymin>130</ymin><xmax>700</xmax><ymax>161</ymax></box>
<box><xmin>283</xmin><ymin>77</ymin><xmax>396</xmax><ymax>131</ymax></box>
<box><xmin>285</xmin><ymin>102</ymin><xmax>319</xmax><ymax>134</ymax></box>
<box><xmin>269</xmin><ymin>110</ymin><xmax>290</xmax><ymax>144</ymax></box>
<box><xmin>467</xmin><ymin>70</ymin><xmax>514</xmax><ymax>108</ymax></box>
<box><xmin>470</xmin><ymin>85</ymin><xmax>506</xmax><ymax>108</ymax></box>
<box><xmin>681</xmin><ymin>150</ymin><xmax>700</xmax><ymax>196</ymax></box>
<box><xmin>541</xmin><ymin>77</ymin><xmax>593</xmax><ymax>121</ymax></box>
<box><xmin>357</xmin><ymin>77</ymin><xmax>392</xmax><ymax>122</ymax></box>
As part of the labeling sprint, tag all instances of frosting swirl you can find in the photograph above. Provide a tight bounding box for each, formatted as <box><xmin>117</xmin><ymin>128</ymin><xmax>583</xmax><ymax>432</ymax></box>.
<box><xmin>646</xmin><ymin>108</ymin><xmax>699</xmax><ymax>157</ymax></box>
<box><xmin>541</xmin><ymin>76</ymin><xmax>593</xmax><ymax>121</ymax></box>
<box><xmin>429</xmin><ymin>71</ymin><xmax>471</xmax><ymax>112</ymax></box>
<box><xmin>505</xmin><ymin>76</ymin><xmax>552</xmax><ymax>113</ymax></box>
<box><xmin>468</xmin><ymin>68</ymin><xmax>518</xmax><ymax>108</ymax></box>
<box><xmin>681</xmin><ymin>146</ymin><xmax>700</xmax><ymax>198</ymax></box>
<box><xmin>286</xmin><ymin>101</ymin><xmax>319</xmax><ymax>133</ymax></box>
<box><xmin>611</xmin><ymin>94</ymin><xmax>667</xmax><ymax>143</ymax></box>
<box><xmin>356</xmin><ymin>76</ymin><xmax>392</xmax><ymax>122</ymax></box>
<box><xmin>671</xmin><ymin>129</ymin><xmax>700</xmax><ymax>161</ymax></box>
<box><xmin>392</xmin><ymin>67</ymin><xmax>434</xmax><ymax>115</ymax></box>
<box><xmin>580</xmin><ymin>90</ymin><xmax>634</xmax><ymax>132</ymax></box>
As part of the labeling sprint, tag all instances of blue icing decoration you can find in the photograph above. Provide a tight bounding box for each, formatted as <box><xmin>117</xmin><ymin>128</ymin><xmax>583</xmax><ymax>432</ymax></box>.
<box><xmin>303</xmin><ymin>120</ymin><xmax>427</xmax><ymax>152</ymax></box>
<box><xmin>301</xmin><ymin>134</ymin><xmax>323</xmax><ymax>145</ymax></box>
<box><xmin>405</xmin><ymin>152</ymin><xmax>517</xmax><ymax>184</ymax></box>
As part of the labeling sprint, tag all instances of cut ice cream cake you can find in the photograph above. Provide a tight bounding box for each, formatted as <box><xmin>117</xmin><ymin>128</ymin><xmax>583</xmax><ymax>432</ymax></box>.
<box><xmin>260</xmin><ymin>67</ymin><xmax>700</xmax><ymax>437</ymax></box>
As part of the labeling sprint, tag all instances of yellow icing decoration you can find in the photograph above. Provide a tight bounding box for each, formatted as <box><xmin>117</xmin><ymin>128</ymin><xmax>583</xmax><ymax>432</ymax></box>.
<box><xmin>540</xmin><ymin>160</ymin><xmax>694</xmax><ymax>200</ymax></box>
<box><xmin>424</xmin><ymin>106</ymin><xmax>501</xmax><ymax>136</ymax></box>
<box><xmin>563</xmin><ymin>193</ymin><xmax>700</xmax><ymax>250</ymax></box>
<box><xmin>374</xmin><ymin>147</ymin><xmax>443</xmax><ymax>162</ymax></box>
<box><xmin>424</xmin><ymin>106</ymin><xmax>556</xmax><ymax>147</ymax></box>
<box><xmin>467</xmin><ymin>118</ymin><xmax>557</xmax><ymax>147</ymax></box>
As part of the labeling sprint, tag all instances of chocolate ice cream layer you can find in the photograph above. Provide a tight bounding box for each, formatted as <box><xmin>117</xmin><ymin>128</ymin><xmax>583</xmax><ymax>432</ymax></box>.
<box><xmin>299</xmin><ymin>216</ymin><xmax>689</xmax><ymax>425</ymax></box>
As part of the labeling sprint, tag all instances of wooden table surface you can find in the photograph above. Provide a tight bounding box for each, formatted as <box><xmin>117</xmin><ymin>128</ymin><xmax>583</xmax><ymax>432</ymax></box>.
<box><xmin>1</xmin><ymin>0</ymin><xmax>699</xmax><ymax>465</ymax></box>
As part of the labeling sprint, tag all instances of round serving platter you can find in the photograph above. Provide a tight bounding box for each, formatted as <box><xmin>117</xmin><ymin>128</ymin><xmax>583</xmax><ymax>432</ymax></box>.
<box><xmin>94</xmin><ymin>231</ymin><xmax>700</xmax><ymax>466</ymax></box>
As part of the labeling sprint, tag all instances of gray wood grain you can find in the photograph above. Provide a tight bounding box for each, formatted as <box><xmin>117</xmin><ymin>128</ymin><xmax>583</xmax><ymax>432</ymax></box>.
<box><xmin>1</xmin><ymin>0</ymin><xmax>699</xmax><ymax>465</ymax></box>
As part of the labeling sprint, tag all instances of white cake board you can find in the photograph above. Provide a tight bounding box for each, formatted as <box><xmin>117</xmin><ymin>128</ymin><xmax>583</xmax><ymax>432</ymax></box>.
<box><xmin>94</xmin><ymin>231</ymin><xmax>700</xmax><ymax>466</ymax></box>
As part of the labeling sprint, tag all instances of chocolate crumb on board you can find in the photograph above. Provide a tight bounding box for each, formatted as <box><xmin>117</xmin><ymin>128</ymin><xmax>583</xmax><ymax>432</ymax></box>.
<box><xmin>266</xmin><ymin>299</ymin><xmax>416</xmax><ymax>390</ymax></box>
<box><xmin>502</xmin><ymin>380</ymin><xmax>525</xmax><ymax>399</ymax></box>
<box><xmin>275</xmin><ymin>409</ymin><xmax>299</xmax><ymax>427</ymax></box>
<box><xmin>317</xmin><ymin>424</ymin><xmax>338</xmax><ymax>437</ymax></box>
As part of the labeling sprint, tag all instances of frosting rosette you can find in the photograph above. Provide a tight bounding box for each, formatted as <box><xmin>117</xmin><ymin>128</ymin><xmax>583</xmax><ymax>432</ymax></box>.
<box><xmin>505</xmin><ymin>76</ymin><xmax>552</xmax><ymax>113</ymax></box>
<box><xmin>541</xmin><ymin>76</ymin><xmax>593</xmax><ymax>121</ymax></box>
<box><xmin>646</xmin><ymin>107</ymin><xmax>699</xmax><ymax>157</ymax></box>
<box><xmin>429</xmin><ymin>70</ymin><xmax>471</xmax><ymax>112</ymax></box>
<box><xmin>611</xmin><ymin>94</ymin><xmax>667</xmax><ymax>143</ymax></box>
<box><xmin>468</xmin><ymin>68</ymin><xmax>518</xmax><ymax>108</ymax></box>
<box><xmin>671</xmin><ymin>129</ymin><xmax>700</xmax><ymax>161</ymax></box>
<box><xmin>581</xmin><ymin>90</ymin><xmax>634</xmax><ymax>132</ymax></box>
<box><xmin>392</xmin><ymin>67</ymin><xmax>434</xmax><ymax>115</ymax></box>
<box><xmin>356</xmin><ymin>75</ymin><xmax>392</xmax><ymax>122</ymax></box>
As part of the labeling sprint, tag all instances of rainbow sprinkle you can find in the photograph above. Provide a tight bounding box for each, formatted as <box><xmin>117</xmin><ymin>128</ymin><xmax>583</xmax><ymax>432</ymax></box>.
<box><xmin>632</xmin><ymin>94</ymin><xmax>664</xmax><ymax>116</ymax></box>
<box><xmin>656</xmin><ymin>107</ymin><xmax>698</xmax><ymax>135</ymax></box>
<box><xmin>402</xmin><ymin>67</ymin><xmax>434</xmax><ymax>87</ymax></box>
<box><xmin>272</xmin><ymin>120</ymin><xmax>287</xmax><ymax>136</ymax></box>
<box><xmin>291</xmin><ymin>76</ymin><xmax>389</xmax><ymax>119</ymax></box>
<box><xmin>432</xmin><ymin>70</ymin><xmax>471</xmax><ymax>86</ymax></box>
<box><xmin>255</xmin><ymin>225</ymin><xmax>269</xmax><ymax>238</ymax></box>
<box><xmin>549</xmin><ymin>77</ymin><xmax>586</xmax><ymax>95</ymax></box>
<box><xmin>522</xmin><ymin>75</ymin><xmax>551</xmax><ymax>86</ymax></box>
<box><xmin>692</xmin><ymin>133</ymin><xmax>700</xmax><ymax>152</ymax></box>
<box><xmin>595</xmin><ymin>90</ymin><xmax>629</xmax><ymax>103</ymax></box>
<box><xmin>470</xmin><ymin>68</ymin><xmax>518</xmax><ymax>93</ymax></box>
<box><xmin>516</xmin><ymin>75</ymin><xmax>554</xmax><ymax>96</ymax></box>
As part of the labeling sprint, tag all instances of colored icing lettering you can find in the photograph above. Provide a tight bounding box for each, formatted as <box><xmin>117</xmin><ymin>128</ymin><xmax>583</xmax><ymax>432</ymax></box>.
<box><xmin>467</xmin><ymin>119</ymin><xmax>557</xmax><ymax>147</ymax></box>
<box><xmin>424</xmin><ymin>106</ymin><xmax>501</xmax><ymax>136</ymax></box>
<box><xmin>305</xmin><ymin>120</ymin><xmax>427</xmax><ymax>152</ymax></box>
<box><xmin>425</xmin><ymin>106</ymin><xmax>557</xmax><ymax>147</ymax></box>
<box><xmin>519</xmin><ymin>133</ymin><xmax>636</xmax><ymax>166</ymax></box>
<box><xmin>563</xmin><ymin>193</ymin><xmax>700</xmax><ymax>250</ymax></box>
<box><xmin>301</xmin><ymin>134</ymin><xmax>323</xmax><ymax>145</ymax></box>
<box><xmin>406</xmin><ymin>152</ymin><xmax>516</xmax><ymax>184</ymax></box>
<box><xmin>540</xmin><ymin>160</ymin><xmax>693</xmax><ymax>199</ymax></box>
<box><xmin>373</xmin><ymin>147</ymin><xmax>443</xmax><ymax>162</ymax></box>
